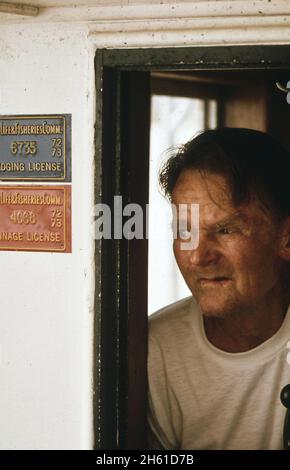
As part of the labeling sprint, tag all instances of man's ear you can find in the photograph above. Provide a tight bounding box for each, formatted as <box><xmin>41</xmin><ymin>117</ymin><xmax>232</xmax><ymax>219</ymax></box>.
<box><xmin>278</xmin><ymin>217</ymin><xmax>290</xmax><ymax>261</ymax></box>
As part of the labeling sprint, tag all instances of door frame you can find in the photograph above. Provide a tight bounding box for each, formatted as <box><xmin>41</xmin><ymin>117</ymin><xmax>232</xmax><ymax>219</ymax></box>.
<box><xmin>94</xmin><ymin>45</ymin><xmax>290</xmax><ymax>450</ymax></box>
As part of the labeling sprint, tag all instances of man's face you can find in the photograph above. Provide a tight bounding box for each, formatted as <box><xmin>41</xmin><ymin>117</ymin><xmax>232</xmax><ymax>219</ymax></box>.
<box><xmin>172</xmin><ymin>169</ymin><xmax>285</xmax><ymax>318</ymax></box>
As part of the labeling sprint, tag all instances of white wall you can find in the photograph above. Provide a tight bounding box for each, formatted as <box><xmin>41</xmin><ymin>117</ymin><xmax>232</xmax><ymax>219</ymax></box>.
<box><xmin>0</xmin><ymin>21</ymin><xmax>95</xmax><ymax>450</ymax></box>
<box><xmin>0</xmin><ymin>0</ymin><xmax>290</xmax><ymax>451</ymax></box>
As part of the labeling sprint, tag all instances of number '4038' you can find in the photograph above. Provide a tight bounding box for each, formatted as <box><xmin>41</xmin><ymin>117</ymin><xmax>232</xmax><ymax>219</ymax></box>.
<box><xmin>10</xmin><ymin>210</ymin><xmax>37</xmax><ymax>225</ymax></box>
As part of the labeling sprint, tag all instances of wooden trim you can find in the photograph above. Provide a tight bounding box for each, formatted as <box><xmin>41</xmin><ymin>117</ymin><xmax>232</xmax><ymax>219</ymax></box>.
<box><xmin>151</xmin><ymin>76</ymin><xmax>226</xmax><ymax>100</ymax></box>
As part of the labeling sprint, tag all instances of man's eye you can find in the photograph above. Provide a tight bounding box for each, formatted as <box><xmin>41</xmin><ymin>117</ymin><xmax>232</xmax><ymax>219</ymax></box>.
<box><xmin>217</xmin><ymin>226</ymin><xmax>233</xmax><ymax>235</ymax></box>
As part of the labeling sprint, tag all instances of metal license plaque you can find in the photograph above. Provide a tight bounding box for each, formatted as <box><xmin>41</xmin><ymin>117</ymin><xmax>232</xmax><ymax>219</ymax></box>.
<box><xmin>0</xmin><ymin>115</ymin><xmax>71</xmax><ymax>181</ymax></box>
<box><xmin>0</xmin><ymin>186</ymin><xmax>71</xmax><ymax>252</ymax></box>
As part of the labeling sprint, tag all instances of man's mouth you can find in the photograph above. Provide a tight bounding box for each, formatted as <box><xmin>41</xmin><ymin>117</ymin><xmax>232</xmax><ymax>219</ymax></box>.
<box><xmin>198</xmin><ymin>277</ymin><xmax>231</xmax><ymax>284</ymax></box>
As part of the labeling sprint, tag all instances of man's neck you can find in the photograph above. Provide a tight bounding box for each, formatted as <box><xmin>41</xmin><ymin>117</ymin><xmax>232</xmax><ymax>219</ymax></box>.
<box><xmin>203</xmin><ymin>290</ymin><xmax>289</xmax><ymax>353</ymax></box>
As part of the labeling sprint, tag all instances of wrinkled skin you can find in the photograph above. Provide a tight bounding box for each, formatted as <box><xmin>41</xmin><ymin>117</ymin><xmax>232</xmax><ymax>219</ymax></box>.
<box><xmin>172</xmin><ymin>170</ymin><xmax>290</xmax><ymax>351</ymax></box>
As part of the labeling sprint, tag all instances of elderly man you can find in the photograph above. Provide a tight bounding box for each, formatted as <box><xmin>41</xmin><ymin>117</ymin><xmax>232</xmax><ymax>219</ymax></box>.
<box><xmin>147</xmin><ymin>128</ymin><xmax>290</xmax><ymax>450</ymax></box>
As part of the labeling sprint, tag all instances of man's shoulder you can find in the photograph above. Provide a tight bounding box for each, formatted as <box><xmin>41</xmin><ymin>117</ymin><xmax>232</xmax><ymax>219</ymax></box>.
<box><xmin>149</xmin><ymin>296</ymin><xmax>199</xmax><ymax>337</ymax></box>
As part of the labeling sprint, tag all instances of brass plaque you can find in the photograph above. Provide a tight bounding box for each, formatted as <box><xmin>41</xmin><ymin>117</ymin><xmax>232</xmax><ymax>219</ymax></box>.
<box><xmin>0</xmin><ymin>186</ymin><xmax>71</xmax><ymax>252</ymax></box>
<box><xmin>0</xmin><ymin>115</ymin><xmax>71</xmax><ymax>181</ymax></box>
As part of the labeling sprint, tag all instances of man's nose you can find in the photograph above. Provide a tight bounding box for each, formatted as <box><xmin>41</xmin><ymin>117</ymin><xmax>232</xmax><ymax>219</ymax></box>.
<box><xmin>188</xmin><ymin>233</ymin><xmax>219</xmax><ymax>266</ymax></box>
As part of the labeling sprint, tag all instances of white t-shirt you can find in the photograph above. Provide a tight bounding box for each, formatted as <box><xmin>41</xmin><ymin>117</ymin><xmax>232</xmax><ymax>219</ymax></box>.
<box><xmin>147</xmin><ymin>296</ymin><xmax>290</xmax><ymax>450</ymax></box>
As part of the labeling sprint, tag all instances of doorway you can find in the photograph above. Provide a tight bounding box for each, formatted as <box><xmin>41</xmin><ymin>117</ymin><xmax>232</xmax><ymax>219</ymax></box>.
<box><xmin>148</xmin><ymin>68</ymin><xmax>290</xmax><ymax>314</ymax></box>
<box><xmin>94</xmin><ymin>45</ymin><xmax>290</xmax><ymax>449</ymax></box>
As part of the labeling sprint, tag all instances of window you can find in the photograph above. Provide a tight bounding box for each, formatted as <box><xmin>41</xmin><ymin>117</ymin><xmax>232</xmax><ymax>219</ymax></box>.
<box><xmin>148</xmin><ymin>93</ymin><xmax>217</xmax><ymax>314</ymax></box>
